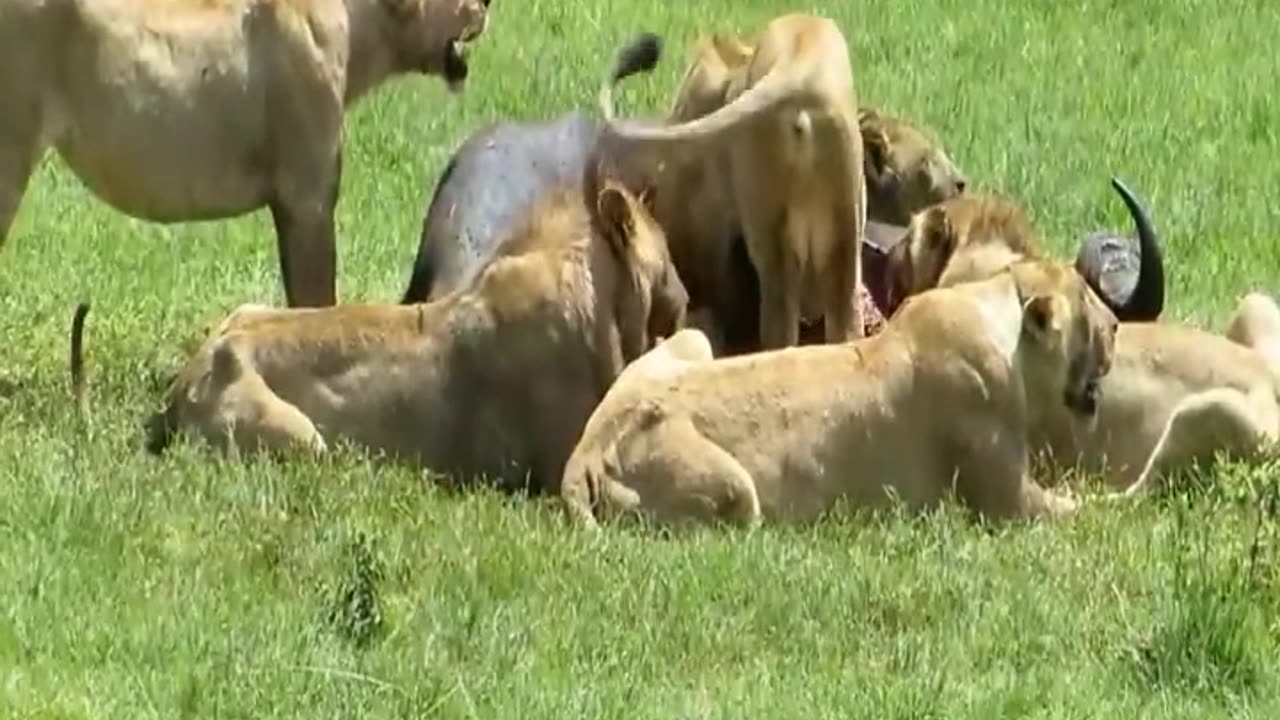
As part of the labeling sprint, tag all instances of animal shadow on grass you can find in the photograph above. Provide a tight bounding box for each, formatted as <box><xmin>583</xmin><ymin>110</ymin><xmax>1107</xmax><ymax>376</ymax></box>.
<box><xmin>1122</xmin><ymin>463</ymin><xmax>1280</xmax><ymax>700</ymax></box>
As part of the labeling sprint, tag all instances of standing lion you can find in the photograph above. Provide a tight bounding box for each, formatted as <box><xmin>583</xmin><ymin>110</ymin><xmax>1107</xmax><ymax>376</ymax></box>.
<box><xmin>592</xmin><ymin>13</ymin><xmax>869</xmax><ymax>350</ymax></box>
<box><xmin>0</xmin><ymin>0</ymin><xmax>491</xmax><ymax>307</ymax></box>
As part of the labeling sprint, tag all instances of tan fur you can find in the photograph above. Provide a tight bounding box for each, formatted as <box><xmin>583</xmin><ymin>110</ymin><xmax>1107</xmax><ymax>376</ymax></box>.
<box><xmin>666</xmin><ymin>31</ymin><xmax>965</xmax><ymax>223</ymax></box>
<box><xmin>591</xmin><ymin>13</ymin><xmax>869</xmax><ymax>350</ymax></box>
<box><xmin>666</xmin><ymin>33</ymin><xmax>755</xmax><ymax>123</ymax></box>
<box><xmin>883</xmin><ymin>194</ymin><xmax>1043</xmax><ymax>315</ymax></box>
<box><xmin>858</xmin><ymin>108</ymin><xmax>967</xmax><ymax>226</ymax></box>
<box><xmin>142</xmin><ymin>183</ymin><xmax>689</xmax><ymax>494</ymax></box>
<box><xmin>0</xmin><ymin>0</ymin><xmax>490</xmax><ymax>308</ymax></box>
<box><xmin>887</xmin><ymin>197</ymin><xmax>1280</xmax><ymax>493</ymax></box>
<box><xmin>602</xmin><ymin>23</ymin><xmax>963</xmax><ymax>356</ymax></box>
<box><xmin>561</xmin><ymin>259</ymin><xmax>1117</xmax><ymax>528</ymax></box>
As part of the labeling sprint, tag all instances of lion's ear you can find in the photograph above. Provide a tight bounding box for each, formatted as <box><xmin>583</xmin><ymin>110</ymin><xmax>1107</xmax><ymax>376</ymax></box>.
<box><xmin>596</xmin><ymin>185</ymin><xmax>636</xmax><ymax>256</ymax></box>
<box><xmin>860</xmin><ymin>115</ymin><xmax>894</xmax><ymax>187</ymax></box>
<box><xmin>1023</xmin><ymin>295</ymin><xmax>1062</xmax><ymax>339</ymax></box>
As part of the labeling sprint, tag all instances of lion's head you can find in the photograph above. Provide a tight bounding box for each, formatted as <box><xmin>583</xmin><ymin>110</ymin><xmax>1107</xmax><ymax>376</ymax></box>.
<box><xmin>861</xmin><ymin>109</ymin><xmax>967</xmax><ymax>226</ymax></box>
<box><xmin>591</xmin><ymin>182</ymin><xmax>690</xmax><ymax>361</ymax></box>
<box><xmin>883</xmin><ymin>185</ymin><xmax>1167</xmax><ymax>326</ymax></box>
<box><xmin>884</xmin><ymin>195</ymin><xmax>1038</xmax><ymax>315</ymax></box>
<box><xmin>383</xmin><ymin>0</ymin><xmax>491</xmax><ymax>92</ymax></box>
<box><xmin>1008</xmin><ymin>260</ymin><xmax>1118</xmax><ymax>421</ymax></box>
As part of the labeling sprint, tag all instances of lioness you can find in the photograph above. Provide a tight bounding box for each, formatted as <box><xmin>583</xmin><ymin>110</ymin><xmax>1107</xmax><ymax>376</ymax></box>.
<box><xmin>664</xmin><ymin>31</ymin><xmax>966</xmax><ymax>227</ymax></box>
<box><xmin>135</xmin><ymin>182</ymin><xmax>688</xmax><ymax>494</ymax></box>
<box><xmin>631</xmin><ymin>29</ymin><xmax>965</xmax><ymax>353</ymax></box>
<box><xmin>884</xmin><ymin>192</ymin><xmax>1280</xmax><ymax>493</ymax></box>
<box><xmin>591</xmin><ymin>13</ymin><xmax>869</xmax><ymax>350</ymax></box>
<box><xmin>882</xmin><ymin>179</ymin><xmax>1164</xmax><ymax>322</ymax></box>
<box><xmin>0</xmin><ymin>0</ymin><xmax>491</xmax><ymax>307</ymax></box>
<box><xmin>561</xmin><ymin>259</ymin><xmax>1117</xmax><ymax>528</ymax></box>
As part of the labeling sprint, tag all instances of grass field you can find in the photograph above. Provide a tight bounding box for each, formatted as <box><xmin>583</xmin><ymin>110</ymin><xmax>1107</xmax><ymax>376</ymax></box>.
<box><xmin>4</xmin><ymin>0</ymin><xmax>1280</xmax><ymax>716</ymax></box>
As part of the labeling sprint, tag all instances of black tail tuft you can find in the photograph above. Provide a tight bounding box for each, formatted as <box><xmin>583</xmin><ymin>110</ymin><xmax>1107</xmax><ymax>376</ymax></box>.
<box><xmin>69</xmin><ymin>302</ymin><xmax>90</xmax><ymax>419</ymax></box>
<box><xmin>611</xmin><ymin>32</ymin><xmax>663</xmax><ymax>83</ymax></box>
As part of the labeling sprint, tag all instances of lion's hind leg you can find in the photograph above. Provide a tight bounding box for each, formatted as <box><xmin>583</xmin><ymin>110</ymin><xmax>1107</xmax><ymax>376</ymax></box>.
<box><xmin>1121</xmin><ymin>387</ymin><xmax>1279</xmax><ymax>497</ymax></box>
<box><xmin>821</xmin><ymin>197</ymin><xmax>866</xmax><ymax>343</ymax></box>
<box><xmin>1225</xmin><ymin>292</ymin><xmax>1280</xmax><ymax>371</ymax></box>
<box><xmin>604</xmin><ymin>417</ymin><xmax>762</xmax><ymax>528</ymax></box>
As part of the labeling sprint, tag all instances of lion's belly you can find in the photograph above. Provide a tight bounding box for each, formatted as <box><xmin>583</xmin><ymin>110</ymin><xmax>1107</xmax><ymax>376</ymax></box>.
<box><xmin>52</xmin><ymin>4</ymin><xmax>274</xmax><ymax>221</ymax></box>
<box><xmin>687</xmin><ymin>374</ymin><xmax>941</xmax><ymax>520</ymax></box>
<box><xmin>744</xmin><ymin>422</ymin><xmax>944</xmax><ymax>521</ymax></box>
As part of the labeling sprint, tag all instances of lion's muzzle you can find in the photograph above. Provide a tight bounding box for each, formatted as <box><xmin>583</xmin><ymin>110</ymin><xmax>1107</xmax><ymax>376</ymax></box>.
<box><xmin>441</xmin><ymin>15</ymin><xmax>488</xmax><ymax>92</ymax></box>
<box><xmin>1064</xmin><ymin>378</ymin><xmax>1100</xmax><ymax>417</ymax></box>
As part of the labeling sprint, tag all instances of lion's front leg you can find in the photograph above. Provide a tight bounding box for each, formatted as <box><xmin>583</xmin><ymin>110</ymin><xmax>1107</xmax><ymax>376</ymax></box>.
<box><xmin>187</xmin><ymin>340</ymin><xmax>329</xmax><ymax>457</ymax></box>
<box><xmin>0</xmin><ymin>103</ymin><xmax>44</xmax><ymax>254</ymax></box>
<box><xmin>212</xmin><ymin>375</ymin><xmax>328</xmax><ymax>458</ymax></box>
<box><xmin>270</xmin><ymin>152</ymin><xmax>340</xmax><ymax>308</ymax></box>
<box><xmin>268</xmin><ymin>84</ymin><xmax>345</xmax><ymax>308</ymax></box>
<box><xmin>957</xmin><ymin>416</ymin><xmax>1077</xmax><ymax>520</ymax></box>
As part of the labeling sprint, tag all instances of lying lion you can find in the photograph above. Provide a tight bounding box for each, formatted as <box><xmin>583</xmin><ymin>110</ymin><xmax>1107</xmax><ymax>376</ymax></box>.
<box><xmin>591</xmin><ymin>12</ymin><xmax>869</xmax><ymax>350</ymax></box>
<box><xmin>560</xmin><ymin>258</ymin><xmax>1117</xmax><ymax>528</ymax></box>
<box><xmin>125</xmin><ymin>182</ymin><xmax>688</xmax><ymax>494</ymax></box>
<box><xmin>884</xmin><ymin>191</ymin><xmax>1280</xmax><ymax>493</ymax></box>
<box><xmin>0</xmin><ymin>0</ymin><xmax>491</xmax><ymax>308</ymax></box>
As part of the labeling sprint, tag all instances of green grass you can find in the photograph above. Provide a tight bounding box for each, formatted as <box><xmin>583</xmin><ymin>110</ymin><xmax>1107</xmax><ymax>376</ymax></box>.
<box><xmin>3</xmin><ymin>0</ymin><xmax>1280</xmax><ymax>716</ymax></box>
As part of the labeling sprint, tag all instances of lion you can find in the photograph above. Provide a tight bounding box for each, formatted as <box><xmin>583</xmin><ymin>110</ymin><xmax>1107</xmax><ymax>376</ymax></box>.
<box><xmin>881</xmin><ymin>178</ymin><xmax>1164</xmax><ymax>321</ymax></box>
<box><xmin>560</xmin><ymin>258</ymin><xmax>1117</xmax><ymax>528</ymax></box>
<box><xmin>662</xmin><ymin>30</ymin><xmax>966</xmax><ymax>227</ymax></box>
<box><xmin>644</xmin><ymin>28</ymin><xmax>966</xmax><ymax>352</ymax></box>
<box><xmin>883</xmin><ymin>190</ymin><xmax>1280</xmax><ymax>493</ymax></box>
<box><xmin>122</xmin><ymin>181</ymin><xmax>688</xmax><ymax>495</ymax></box>
<box><xmin>0</xmin><ymin>0</ymin><xmax>491</xmax><ymax>308</ymax></box>
<box><xmin>588</xmin><ymin>12</ymin><xmax>870</xmax><ymax>350</ymax></box>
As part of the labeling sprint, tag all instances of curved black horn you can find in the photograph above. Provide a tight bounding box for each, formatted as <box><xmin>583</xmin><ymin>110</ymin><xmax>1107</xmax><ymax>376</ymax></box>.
<box><xmin>1112</xmin><ymin>176</ymin><xmax>1165</xmax><ymax>320</ymax></box>
<box><xmin>1075</xmin><ymin>176</ymin><xmax>1165</xmax><ymax>321</ymax></box>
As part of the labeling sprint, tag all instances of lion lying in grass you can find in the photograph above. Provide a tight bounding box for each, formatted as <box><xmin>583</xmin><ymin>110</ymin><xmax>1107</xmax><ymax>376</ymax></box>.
<box><xmin>883</xmin><ymin>191</ymin><xmax>1280</xmax><ymax>493</ymax></box>
<box><xmin>560</xmin><ymin>258</ymin><xmax>1117</xmax><ymax>528</ymax></box>
<box><xmin>127</xmin><ymin>182</ymin><xmax>688</xmax><ymax>494</ymax></box>
<box><xmin>0</xmin><ymin>0</ymin><xmax>491</xmax><ymax>307</ymax></box>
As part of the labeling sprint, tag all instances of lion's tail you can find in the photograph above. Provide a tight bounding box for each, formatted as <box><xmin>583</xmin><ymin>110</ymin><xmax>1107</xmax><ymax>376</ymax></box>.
<box><xmin>598</xmin><ymin>32</ymin><xmax>664</xmax><ymax>121</ymax></box>
<box><xmin>69</xmin><ymin>302</ymin><xmax>90</xmax><ymax>425</ymax></box>
<box><xmin>599</xmin><ymin>47</ymin><xmax>826</xmax><ymax>148</ymax></box>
